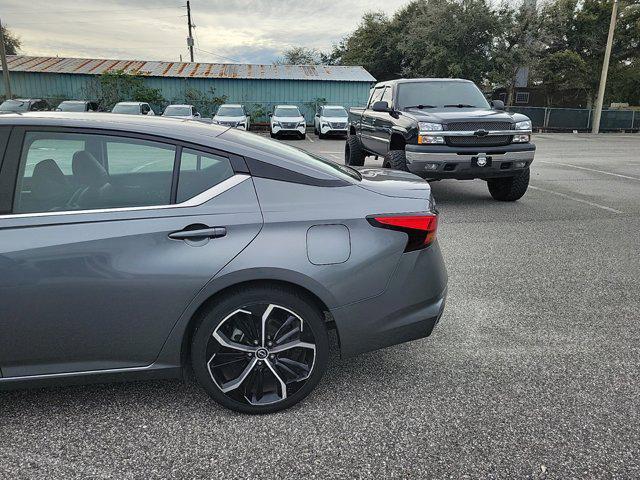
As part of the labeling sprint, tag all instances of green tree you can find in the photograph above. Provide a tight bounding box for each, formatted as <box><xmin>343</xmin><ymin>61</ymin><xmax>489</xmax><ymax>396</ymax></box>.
<box><xmin>395</xmin><ymin>0</ymin><xmax>498</xmax><ymax>84</ymax></box>
<box><xmin>274</xmin><ymin>47</ymin><xmax>322</xmax><ymax>65</ymax></box>
<box><xmin>1</xmin><ymin>24</ymin><xmax>21</xmax><ymax>55</ymax></box>
<box><xmin>83</xmin><ymin>70</ymin><xmax>165</xmax><ymax>111</ymax></box>
<box><xmin>541</xmin><ymin>0</ymin><xmax>640</xmax><ymax>106</ymax></box>
<box><xmin>536</xmin><ymin>50</ymin><xmax>590</xmax><ymax>106</ymax></box>
<box><xmin>325</xmin><ymin>12</ymin><xmax>401</xmax><ymax>81</ymax></box>
<box><xmin>489</xmin><ymin>2</ymin><xmax>544</xmax><ymax>105</ymax></box>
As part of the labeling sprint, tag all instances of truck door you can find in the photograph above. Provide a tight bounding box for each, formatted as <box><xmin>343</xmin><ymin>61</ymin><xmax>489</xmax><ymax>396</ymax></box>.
<box><xmin>369</xmin><ymin>86</ymin><xmax>395</xmax><ymax>154</ymax></box>
<box><xmin>361</xmin><ymin>87</ymin><xmax>385</xmax><ymax>153</ymax></box>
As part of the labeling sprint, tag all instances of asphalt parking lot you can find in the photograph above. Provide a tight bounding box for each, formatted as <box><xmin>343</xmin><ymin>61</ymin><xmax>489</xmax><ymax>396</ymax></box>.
<box><xmin>1</xmin><ymin>133</ymin><xmax>639</xmax><ymax>479</ymax></box>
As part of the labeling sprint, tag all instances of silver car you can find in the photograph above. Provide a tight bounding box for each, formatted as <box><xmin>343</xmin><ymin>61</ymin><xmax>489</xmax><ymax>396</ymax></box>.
<box><xmin>0</xmin><ymin>112</ymin><xmax>447</xmax><ymax>413</ymax></box>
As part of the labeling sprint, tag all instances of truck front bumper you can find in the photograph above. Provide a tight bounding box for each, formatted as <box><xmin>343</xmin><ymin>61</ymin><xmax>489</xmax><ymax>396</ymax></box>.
<box><xmin>405</xmin><ymin>143</ymin><xmax>536</xmax><ymax>179</ymax></box>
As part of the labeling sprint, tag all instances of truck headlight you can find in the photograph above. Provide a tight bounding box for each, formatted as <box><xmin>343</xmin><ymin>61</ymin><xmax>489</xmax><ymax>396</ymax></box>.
<box><xmin>418</xmin><ymin>122</ymin><xmax>443</xmax><ymax>133</ymax></box>
<box><xmin>298</xmin><ymin>122</ymin><xmax>306</xmax><ymax>128</ymax></box>
<box><xmin>515</xmin><ymin>120</ymin><xmax>532</xmax><ymax>131</ymax></box>
<box><xmin>418</xmin><ymin>135</ymin><xmax>445</xmax><ymax>144</ymax></box>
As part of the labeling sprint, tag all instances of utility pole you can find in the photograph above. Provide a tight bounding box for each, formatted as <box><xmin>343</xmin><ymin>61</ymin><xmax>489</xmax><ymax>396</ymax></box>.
<box><xmin>592</xmin><ymin>0</ymin><xmax>619</xmax><ymax>134</ymax></box>
<box><xmin>0</xmin><ymin>18</ymin><xmax>12</xmax><ymax>99</ymax></box>
<box><xmin>186</xmin><ymin>1</ymin><xmax>194</xmax><ymax>62</ymax></box>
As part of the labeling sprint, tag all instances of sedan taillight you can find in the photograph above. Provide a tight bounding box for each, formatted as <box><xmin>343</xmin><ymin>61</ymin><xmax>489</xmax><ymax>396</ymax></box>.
<box><xmin>368</xmin><ymin>213</ymin><xmax>438</xmax><ymax>252</ymax></box>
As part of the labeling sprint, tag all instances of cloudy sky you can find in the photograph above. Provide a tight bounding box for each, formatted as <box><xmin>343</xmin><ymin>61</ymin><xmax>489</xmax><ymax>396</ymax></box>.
<box><xmin>2</xmin><ymin>0</ymin><xmax>410</xmax><ymax>64</ymax></box>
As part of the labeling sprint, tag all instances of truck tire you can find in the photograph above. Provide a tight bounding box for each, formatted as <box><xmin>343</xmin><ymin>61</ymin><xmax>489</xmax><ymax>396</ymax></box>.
<box><xmin>383</xmin><ymin>150</ymin><xmax>408</xmax><ymax>172</ymax></box>
<box><xmin>345</xmin><ymin>135</ymin><xmax>365</xmax><ymax>166</ymax></box>
<box><xmin>487</xmin><ymin>167</ymin><xmax>530</xmax><ymax>201</ymax></box>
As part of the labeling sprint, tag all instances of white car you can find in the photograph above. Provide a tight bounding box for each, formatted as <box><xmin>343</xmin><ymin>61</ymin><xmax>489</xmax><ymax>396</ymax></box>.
<box><xmin>314</xmin><ymin>105</ymin><xmax>349</xmax><ymax>139</ymax></box>
<box><xmin>112</xmin><ymin>102</ymin><xmax>155</xmax><ymax>115</ymax></box>
<box><xmin>213</xmin><ymin>104</ymin><xmax>250</xmax><ymax>130</ymax></box>
<box><xmin>162</xmin><ymin>104</ymin><xmax>200</xmax><ymax>119</ymax></box>
<box><xmin>270</xmin><ymin>105</ymin><xmax>306</xmax><ymax>139</ymax></box>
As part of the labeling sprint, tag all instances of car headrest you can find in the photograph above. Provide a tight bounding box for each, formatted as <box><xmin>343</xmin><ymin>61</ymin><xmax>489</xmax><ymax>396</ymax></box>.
<box><xmin>31</xmin><ymin>159</ymin><xmax>69</xmax><ymax>201</ymax></box>
<box><xmin>72</xmin><ymin>150</ymin><xmax>109</xmax><ymax>188</ymax></box>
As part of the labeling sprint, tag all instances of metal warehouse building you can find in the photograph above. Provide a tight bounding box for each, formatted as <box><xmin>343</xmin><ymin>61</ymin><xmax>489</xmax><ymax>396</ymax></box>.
<box><xmin>0</xmin><ymin>55</ymin><xmax>376</xmax><ymax>121</ymax></box>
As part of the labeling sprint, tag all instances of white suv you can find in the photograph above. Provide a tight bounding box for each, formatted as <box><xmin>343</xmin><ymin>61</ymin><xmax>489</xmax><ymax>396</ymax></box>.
<box><xmin>314</xmin><ymin>105</ymin><xmax>348</xmax><ymax>139</ymax></box>
<box><xmin>270</xmin><ymin>105</ymin><xmax>306</xmax><ymax>139</ymax></box>
<box><xmin>213</xmin><ymin>104</ymin><xmax>250</xmax><ymax>130</ymax></box>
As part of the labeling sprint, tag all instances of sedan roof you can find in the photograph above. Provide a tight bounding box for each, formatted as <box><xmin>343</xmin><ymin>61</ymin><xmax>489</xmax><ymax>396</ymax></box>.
<box><xmin>0</xmin><ymin>112</ymin><xmax>343</xmax><ymax>184</ymax></box>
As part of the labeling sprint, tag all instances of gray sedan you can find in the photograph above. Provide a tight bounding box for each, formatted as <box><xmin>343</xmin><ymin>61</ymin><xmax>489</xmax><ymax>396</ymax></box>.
<box><xmin>0</xmin><ymin>112</ymin><xmax>447</xmax><ymax>413</ymax></box>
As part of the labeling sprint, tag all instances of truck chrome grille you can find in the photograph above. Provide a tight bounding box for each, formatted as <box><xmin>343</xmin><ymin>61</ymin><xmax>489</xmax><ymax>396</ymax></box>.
<box><xmin>282</xmin><ymin>122</ymin><xmax>297</xmax><ymax>129</ymax></box>
<box><xmin>446</xmin><ymin>135</ymin><xmax>513</xmax><ymax>147</ymax></box>
<box><xmin>329</xmin><ymin>122</ymin><xmax>347</xmax><ymax>129</ymax></box>
<box><xmin>446</xmin><ymin>121</ymin><xmax>513</xmax><ymax>131</ymax></box>
<box><xmin>445</xmin><ymin>121</ymin><xmax>514</xmax><ymax>146</ymax></box>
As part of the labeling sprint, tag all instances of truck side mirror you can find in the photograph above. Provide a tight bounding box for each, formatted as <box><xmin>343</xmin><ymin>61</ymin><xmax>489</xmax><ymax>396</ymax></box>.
<box><xmin>372</xmin><ymin>101</ymin><xmax>391</xmax><ymax>113</ymax></box>
<box><xmin>491</xmin><ymin>100</ymin><xmax>505</xmax><ymax>111</ymax></box>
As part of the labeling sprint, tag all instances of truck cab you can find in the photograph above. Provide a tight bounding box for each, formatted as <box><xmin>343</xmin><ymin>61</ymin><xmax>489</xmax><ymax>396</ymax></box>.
<box><xmin>347</xmin><ymin>79</ymin><xmax>535</xmax><ymax>201</ymax></box>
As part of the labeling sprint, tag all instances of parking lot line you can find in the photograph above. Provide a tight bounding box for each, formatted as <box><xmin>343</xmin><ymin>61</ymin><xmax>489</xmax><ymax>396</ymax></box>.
<box><xmin>539</xmin><ymin>160</ymin><xmax>640</xmax><ymax>182</ymax></box>
<box><xmin>529</xmin><ymin>185</ymin><xmax>624</xmax><ymax>214</ymax></box>
<box><xmin>306</xmin><ymin>136</ymin><xmax>314</xmax><ymax>143</ymax></box>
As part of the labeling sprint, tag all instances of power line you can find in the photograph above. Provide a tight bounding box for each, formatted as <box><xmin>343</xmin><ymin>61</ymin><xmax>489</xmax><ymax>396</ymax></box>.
<box><xmin>193</xmin><ymin>47</ymin><xmax>241</xmax><ymax>64</ymax></box>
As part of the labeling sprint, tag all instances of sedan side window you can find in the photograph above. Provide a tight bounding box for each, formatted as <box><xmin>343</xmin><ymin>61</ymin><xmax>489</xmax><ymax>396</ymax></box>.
<box><xmin>12</xmin><ymin>131</ymin><xmax>176</xmax><ymax>214</ymax></box>
<box><xmin>176</xmin><ymin>149</ymin><xmax>234</xmax><ymax>203</ymax></box>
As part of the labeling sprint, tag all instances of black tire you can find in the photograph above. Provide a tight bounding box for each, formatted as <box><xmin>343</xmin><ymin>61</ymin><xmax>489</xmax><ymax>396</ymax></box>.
<box><xmin>300</xmin><ymin>133</ymin><xmax>306</xmax><ymax>140</ymax></box>
<box><xmin>487</xmin><ymin>167</ymin><xmax>530</xmax><ymax>201</ymax></box>
<box><xmin>270</xmin><ymin>131</ymin><xmax>276</xmax><ymax>139</ymax></box>
<box><xmin>191</xmin><ymin>285</ymin><xmax>329</xmax><ymax>414</ymax></box>
<box><xmin>382</xmin><ymin>150</ymin><xmax>408</xmax><ymax>171</ymax></box>
<box><xmin>318</xmin><ymin>131</ymin><xmax>325</xmax><ymax>139</ymax></box>
<box><xmin>345</xmin><ymin>134</ymin><xmax>365</xmax><ymax>166</ymax></box>
<box><xmin>314</xmin><ymin>126</ymin><xmax>319</xmax><ymax>135</ymax></box>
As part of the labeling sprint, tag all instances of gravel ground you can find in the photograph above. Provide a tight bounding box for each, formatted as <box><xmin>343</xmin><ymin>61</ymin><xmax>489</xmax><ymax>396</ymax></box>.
<box><xmin>1</xmin><ymin>133</ymin><xmax>639</xmax><ymax>479</ymax></box>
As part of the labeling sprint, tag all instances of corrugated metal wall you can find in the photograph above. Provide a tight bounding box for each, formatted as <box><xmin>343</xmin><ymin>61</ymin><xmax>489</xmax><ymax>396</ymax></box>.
<box><xmin>1</xmin><ymin>72</ymin><xmax>373</xmax><ymax>121</ymax></box>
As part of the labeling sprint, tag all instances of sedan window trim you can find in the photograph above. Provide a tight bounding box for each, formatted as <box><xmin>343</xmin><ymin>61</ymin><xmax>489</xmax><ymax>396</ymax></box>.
<box><xmin>0</xmin><ymin>174</ymin><xmax>251</xmax><ymax>220</ymax></box>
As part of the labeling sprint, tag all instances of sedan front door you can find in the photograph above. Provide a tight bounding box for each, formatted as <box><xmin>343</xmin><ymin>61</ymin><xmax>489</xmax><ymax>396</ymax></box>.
<box><xmin>0</xmin><ymin>128</ymin><xmax>262</xmax><ymax>377</ymax></box>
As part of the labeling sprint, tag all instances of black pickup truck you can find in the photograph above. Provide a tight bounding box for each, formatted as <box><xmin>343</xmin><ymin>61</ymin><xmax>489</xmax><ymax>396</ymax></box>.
<box><xmin>346</xmin><ymin>78</ymin><xmax>535</xmax><ymax>201</ymax></box>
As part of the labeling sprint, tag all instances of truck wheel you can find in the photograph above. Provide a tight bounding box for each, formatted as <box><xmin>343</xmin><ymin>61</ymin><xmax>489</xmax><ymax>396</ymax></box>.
<box><xmin>487</xmin><ymin>167</ymin><xmax>530</xmax><ymax>201</ymax></box>
<box><xmin>345</xmin><ymin>135</ymin><xmax>365</xmax><ymax>166</ymax></box>
<box><xmin>383</xmin><ymin>150</ymin><xmax>408</xmax><ymax>171</ymax></box>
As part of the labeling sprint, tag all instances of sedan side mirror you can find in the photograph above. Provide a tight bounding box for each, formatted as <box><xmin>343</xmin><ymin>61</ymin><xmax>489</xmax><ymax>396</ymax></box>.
<box><xmin>372</xmin><ymin>101</ymin><xmax>391</xmax><ymax>113</ymax></box>
<box><xmin>491</xmin><ymin>100</ymin><xmax>505</xmax><ymax>111</ymax></box>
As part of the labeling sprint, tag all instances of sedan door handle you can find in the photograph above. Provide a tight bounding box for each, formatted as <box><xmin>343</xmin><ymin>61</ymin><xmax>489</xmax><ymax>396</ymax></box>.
<box><xmin>169</xmin><ymin>227</ymin><xmax>227</xmax><ymax>240</ymax></box>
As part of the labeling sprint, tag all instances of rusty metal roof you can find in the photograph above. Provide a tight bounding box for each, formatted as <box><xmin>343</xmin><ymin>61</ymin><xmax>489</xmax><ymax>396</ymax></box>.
<box><xmin>3</xmin><ymin>55</ymin><xmax>376</xmax><ymax>82</ymax></box>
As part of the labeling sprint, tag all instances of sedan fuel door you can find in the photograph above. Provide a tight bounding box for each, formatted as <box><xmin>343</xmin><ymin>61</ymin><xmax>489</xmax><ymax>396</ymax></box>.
<box><xmin>0</xmin><ymin>128</ymin><xmax>262</xmax><ymax>377</ymax></box>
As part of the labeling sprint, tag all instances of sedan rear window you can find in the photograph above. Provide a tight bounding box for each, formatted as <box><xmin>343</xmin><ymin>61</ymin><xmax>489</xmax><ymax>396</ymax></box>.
<box><xmin>221</xmin><ymin>130</ymin><xmax>360</xmax><ymax>182</ymax></box>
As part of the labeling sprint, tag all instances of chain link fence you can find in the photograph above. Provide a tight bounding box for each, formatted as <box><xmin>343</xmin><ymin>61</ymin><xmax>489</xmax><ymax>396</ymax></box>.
<box><xmin>507</xmin><ymin>106</ymin><xmax>639</xmax><ymax>132</ymax></box>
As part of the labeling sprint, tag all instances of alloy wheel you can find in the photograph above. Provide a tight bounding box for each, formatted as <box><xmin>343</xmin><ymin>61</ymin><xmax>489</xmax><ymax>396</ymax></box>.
<box><xmin>206</xmin><ymin>303</ymin><xmax>317</xmax><ymax>406</ymax></box>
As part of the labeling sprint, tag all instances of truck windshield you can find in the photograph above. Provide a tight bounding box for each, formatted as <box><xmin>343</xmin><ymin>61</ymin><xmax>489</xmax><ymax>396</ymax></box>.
<box><xmin>274</xmin><ymin>107</ymin><xmax>301</xmax><ymax>117</ymax></box>
<box><xmin>397</xmin><ymin>82</ymin><xmax>490</xmax><ymax>110</ymax></box>
<box><xmin>322</xmin><ymin>107</ymin><xmax>347</xmax><ymax>117</ymax></box>
<box><xmin>217</xmin><ymin>106</ymin><xmax>244</xmax><ymax>116</ymax></box>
